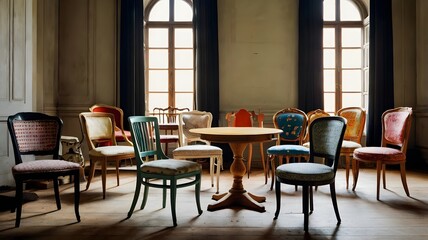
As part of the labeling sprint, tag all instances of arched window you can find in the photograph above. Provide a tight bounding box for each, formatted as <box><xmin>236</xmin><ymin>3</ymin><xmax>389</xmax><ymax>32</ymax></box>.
<box><xmin>323</xmin><ymin>0</ymin><xmax>368</xmax><ymax>113</ymax></box>
<box><xmin>145</xmin><ymin>0</ymin><xmax>194</xmax><ymax>112</ymax></box>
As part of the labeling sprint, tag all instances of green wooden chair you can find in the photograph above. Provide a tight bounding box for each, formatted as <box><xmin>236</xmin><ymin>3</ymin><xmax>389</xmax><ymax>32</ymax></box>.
<box><xmin>126</xmin><ymin>116</ymin><xmax>203</xmax><ymax>226</ymax></box>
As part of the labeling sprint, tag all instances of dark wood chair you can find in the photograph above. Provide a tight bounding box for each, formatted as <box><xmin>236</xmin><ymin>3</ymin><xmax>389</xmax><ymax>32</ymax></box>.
<box><xmin>7</xmin><ymin>112</ymin><xmax>81</xmax><ymax>227</ymax></box>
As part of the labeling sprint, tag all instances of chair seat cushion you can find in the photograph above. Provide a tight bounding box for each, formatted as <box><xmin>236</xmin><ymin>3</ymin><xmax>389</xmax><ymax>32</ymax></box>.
<box><xmin>141</xmin><ymin>159</ymin><xmax>201</xmax><ymax>176</ymax></box>
<box><xmin>89</xmin><ymin>146</ymin><xmax>134</xmax><ymax>157</ymax></box>
<box><xmin>12</xmin><ymin>160</ymin><xmax>80</xmax><ymax>175</ymax></box>
<box><xmin>276</xmin><ymin>162</ymin><xmax>334</xmax><ymax>182</ymax></box>
<box><xmin>353</xmin><ymin>147</ymin><xmax>405</xmax><ymax>162</ymax></box>
<box><xmin>341</xmin><ymin>140</ymin><xmax>362</xmax><ymax>149</ymax></box>
<box><xmin>173</xmin><ymin>145</ymin><xmax>222</xmax><ymax>157</ymax></box>
<box><xmin>267</xmin><ymin>145</ymin><xmax>310</xmax><ymax>155</ymax></box>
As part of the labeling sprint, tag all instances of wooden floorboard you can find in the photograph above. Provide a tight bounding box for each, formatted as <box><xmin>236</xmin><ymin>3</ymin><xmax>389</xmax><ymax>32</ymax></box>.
<box><xmin>1</xmin><ymin>166</ymin><xmax>428</xmax><ymax>239</ymax></box>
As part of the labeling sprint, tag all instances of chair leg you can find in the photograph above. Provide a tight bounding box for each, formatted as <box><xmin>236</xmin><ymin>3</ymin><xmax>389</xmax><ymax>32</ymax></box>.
<box><xmin>141</xmin><ymin>182</ymin><xmax>149</xmax><ymax>210</ymax></box>
<box><xmin>14</xmin><ymin>180</ymin><xmax>23</xmax><ymax>228</ymax></box>
<box><xmin>309</xmin><ymin>186</ymin><xmax>313</xmax><ymax>214</ymax></box>
<box><xmin>195</xmin><ymin>173</ymin><xmax>203</xmax><ymax>215</ymax></box>
<box><xmin>259</xmin><ymin>142</ymin><xmax>266</xmax><ymax>183</ymax></box>
<box><xmin>330</xmin><ymin>182</ymin><xmax>341</xmax><ymax>225</ymax></box>
<box><xmin>352</xmin><ymin>159</ymin><xmax>359</xmax><ymax>191</ymax></box>
<box><xmin>170</xmin><ymin>179</ymin><xmax>177</xmax><ymax>227</ymax></box>
<box><xmin>215</xmin><ymin>156</ymin><xmax>221</xmax><ymax>194</ymax></box>
<box><xmin>162</xmin><ymin>179</ymin><xmax>167</xmax><ymax>208</ymax></box>
<box><xmin>127</xmin><ymin>177</ymin><xmax>142</xmax><ymax>218</ymax></box>
<box><xmin>345</xmin><ymin>155</ymin><xmax>351</xmax><ymax>189</ymax></box>
<box><xmin>270</xmin><ymin>155</ymin><xmax>277</xmax><ymax>190</ymax></box>
<box><xmin>115</xmin><ymin>160</ymin><xmax>120</xmax><ymax>186</ymax></box>
<box><xmin>273</xmin><ymin>178</ymin><xmax>281</xmax><ymax>219</ymax></box>
<box><xmin>382</xmin><ymin>163</ymin><xmax>386</xmax><ymax>189</ymax></box>
<box><xmin>400</xmin><ymin>162</ymin><xmax>410</xmax><ymax>197</ymax></box>
<box><xmin>74</xmin><ymin>171</ymin><xmax>81</xmax><ymax>222</ymax></box>
<box><xmin>53</xmin><ymin>177</ymin><xmax>61</xmax><ymax>210</ymax></box>
<box><xmin>86</xmin><ymin>159</ymin><xmax>96</xmax><ymax>191</ymax></box>
<box><xmin>247</xmin><ymin>143</ymin><xmax>253</xmax><ymax>178</ymax></box>
<box><xmin>302</xmin><ymin>185</ymin><xmax>309</xmax><ymax>232</ymax></box>
<box><xmin>210</xmin><ymin>157</ymin><xmax>214</xmax><ymax>187</ymax></box>
<box><xmin>101</xmin><ymin>160</ymin><xmax>107</xmax><ymax>199</ymax></box>
<box><xmin>376</xmin><ymin>161</ymin><xmax>382</xmax><ymax>200</ymax></box>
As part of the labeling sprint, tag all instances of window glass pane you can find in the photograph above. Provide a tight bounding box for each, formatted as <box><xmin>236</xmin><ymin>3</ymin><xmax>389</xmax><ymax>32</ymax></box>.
<box><xmin>342</xmin><ymin>28</ymin><xmax>361</xmax><ymax>47</ymax></box>
<box><xmin>323</xmin><ymin>0</ymin><xmax>335</xmax><ymax>21</ymax></box>
<box><xmin>175</xmin><ymin>49</ymin><xmax>193</xmax><ymax>68</ymax></box>
<box><xmin>175</xmin><ymin>70</ymin><xmax>193</xmax><ymax>92</ymax></box>
<box><xmin>175</xmin><ymin>29</ymin><xmax>193</xmax><ymax>48</ymax></box>
<box><xmin>324</xmin><ymin>49</ymin><xmax>335</xmax><ymax>68</ymax></box>
<box><xmin>340</xmin><ymin>0</ymin><xmax>361</xmax><ymax>21</ymax></box>
<box><xmin>149</xmin><ymin>49</ymin><xmax>168</xmax><ymax>68</ymax></box>
<box><xmin>342</xmin><ymin>49</ymin><xmax>361</xmax><ymax>68</ymax></box>
<box><xmin>149</xmin><ymin>0</ymin><xmax>169</xmax><ymax>21</ymax></box>
<box><xmin>342</xmin><ymin>70</ymin><xmax>362</xmax><ymax>91</ymax></box>
<box><xmin>175</xmin><ymin>93</ymin><xmax>193</xmax><ymax>110</ymax></box>
<box><xmin>342</xmin><ymin>93</ymin><xmax>362</xmax><ymax>108</ymax></box>
<box><xmin>148</xmin><ymin>93</ymin><xmax>168</xmax><ymax>112</ymax></box>
<box><xmin>175</xmin><ymin>0</ymin><xmax>192</xmax><ymax>22</ymax></box>
<box><xmin>148</xmin><ymin>28</ymin><xmax>168</xmax><ymax>48</ymax></box>
<box><xmin>323</xmin><ymin>28</ymin><xmax>335</xmax><ymax>48</ymax></box>
<box><xmin>324</xmin><ymin>93</ymin><xmax>336</xmax><ymax>113</ymax></box>
<box><xmin>148</xmin><ymin>70</ymin><xmax>168</xmax><ymax>91</ymax></box>
<box><xmin>324</xmin><ymin>70</ymin><xmax>335</xmax><ymax>92</ymax></box>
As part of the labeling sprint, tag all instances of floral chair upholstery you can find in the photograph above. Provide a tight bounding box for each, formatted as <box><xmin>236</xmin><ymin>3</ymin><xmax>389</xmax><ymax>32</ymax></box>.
<box><xmin>352</xmin><ymin>107</ymin><xmax>413</xmax><ymax>200</ymax></box>
<box><xmin>267</xmin><ymin>108</ymin><xmax>309</xmax><ymax>190</ymax></box>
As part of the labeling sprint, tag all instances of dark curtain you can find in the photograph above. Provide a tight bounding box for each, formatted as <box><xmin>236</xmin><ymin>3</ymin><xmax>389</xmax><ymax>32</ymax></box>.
<box><xmin>119</xmin><ymin>0</ymin><xmax>145</xmax><ymax>125</ymax></box>
<box><xmin>297</xmin><ymin>0</ymin><xmax>324</xmax><ymax>113</ymax></box>
<box><xmin>193</xmin><ymin>0</ymin><xmax>220</xmax><ymax>127</ymax></box>
<box><xmin>366</xmin><ymin>0</ymin><xmax>394</xmax><ymax>146</ymax></box>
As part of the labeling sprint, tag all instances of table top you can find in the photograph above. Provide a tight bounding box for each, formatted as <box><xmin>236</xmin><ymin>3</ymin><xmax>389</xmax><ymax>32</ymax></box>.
<box><xmin>190</xmin><ymin>127</ymin><xmax>282</xmax><ymax>143</ymax></box>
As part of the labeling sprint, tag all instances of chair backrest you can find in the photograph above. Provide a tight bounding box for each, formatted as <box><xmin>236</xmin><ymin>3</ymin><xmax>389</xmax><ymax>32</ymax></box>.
<box><xmin>152</xmin><ymin>106</ymin><xmax>190</xmax><ymax>124</ymax></box>
<box><xmin>225</xmin><ymin>109</ymin><xmax>264</xmax><ymax>127</ymax></box>
<box><xmin>128</xmin><ymin>116</ymin><xmax>168</xmax><ymax>166</ymax></box>
<box><xmin>336</xmin><ymin>107</ymin><xmax>366</xmax><ymax>143</ymax></box>
<box><xmin>303</xmin><ymin>109</ymin><xmax>330</xmax><ymax>143</ymax></box>
<box><xmin>178</xmin><ymin>110</ymin><xmax>213</xmax><ymax>146</ymax></box>
<box><xmin>89</xmin><ymin>104</ymin><xmax>124</xmax><ymax>132</ymax></box>
<box><xmin>309</xmin><ymin>116</ymin><xmax>346</xmax><ymax>172</ymax></box>
<box><xmin>79</xmin><ymin>112</ymin><xmax>117</xmax><ymax>151</ymax></box>
<box><xmin>273</xmin><ymin>108</ymin><xmax>308</xmax><ymax>144</ymax></box>
<box><xmin>7</xmin><ymin>112</ymin><xmax>63</xmax><ymax>165</ymax></box>
<box><xmin>381</xmin><ymin>107</ymin><xmax>413</xmax><ymax>153</ymax></box>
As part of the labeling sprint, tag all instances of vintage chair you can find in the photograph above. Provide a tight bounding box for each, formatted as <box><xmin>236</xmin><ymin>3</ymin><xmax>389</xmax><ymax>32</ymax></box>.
<box><xmin>336</xmin><ymin>107</ymin><xmax>366</xmax><ymax>189</ymax></box>
<box><xmin>273</xmin><ymin>116</ymin><xmax>346</xmax><ymax>232</ymax></box>
<box><xmin>152</xmin><ymin>106</ymin><xmax>190</xmax><ymax>155</ymax></box>
<box><xmin>172</xmin><ymin>111</ymin><xmax>223</xmax><ymax>193</ymax></box>
<box><xmin>89</xmin><ymin>104</ymin><xmax>133</xmax><ymax>146</ymax></box>
<box><xmin>79</xmin><ymin>112</ymin><xmax>135</xmax><ymax>199</ymax></box>
<box><xmin>7</xmin><ymin>112</ymin><xmax>81</xmax><ymax>227</ymax></box>
<box><xmin>225</xmin><ymin>109</ymin><xmax>265</xmax><ymax>179</ymax></box>
<box><xmin>267</xmin><ymin>108</ymin><xmax>309</xmax><ymax>190</ymax></box>
<box><xmin>352</xmin><ymin>107</ymin><xmax>413</xmax><ymax>200</ymax></box>
<box><xmin>127</xmin><ymin>116</ymin><xmax>202</xmax><ymax>226</ymax></box>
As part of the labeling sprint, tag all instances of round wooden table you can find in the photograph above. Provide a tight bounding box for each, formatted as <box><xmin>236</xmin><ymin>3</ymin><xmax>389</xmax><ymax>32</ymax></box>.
<box><xmin>190</xmin><ymin>127</ymin><xmax>282</xmax><ymax>212</ymax></box>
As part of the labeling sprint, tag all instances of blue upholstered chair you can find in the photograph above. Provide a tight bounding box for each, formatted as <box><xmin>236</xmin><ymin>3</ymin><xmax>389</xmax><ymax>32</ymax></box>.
<box><xmin>126</xmin><ymin>116</ymin><xmax>202</xmax><ymax>226</ymax></box>
<box><xmin>267</xmin><ymin>108</ymin><xmax>309</xmax><ymax>190</ymax></box>
<box><xmin>273</xmin><ymin>116</ymin><xmax>346</xmax><ymax>232</ymax></box>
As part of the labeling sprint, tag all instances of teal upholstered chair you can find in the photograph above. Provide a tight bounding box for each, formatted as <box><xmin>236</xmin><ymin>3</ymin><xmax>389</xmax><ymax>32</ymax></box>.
<box><xmin>267</xmin><ymin>108</ymin><xmax>309</xmax><ymax>190</ymax></box>
<box><xmin>126</xmin><ymin>116</ymin><xmax>203</xmax><ymax>226</ymax></box>
<box><xmin>274</xmin><ymin>116</ymin><xmax>346</xmax><ymax>232</ymax></box>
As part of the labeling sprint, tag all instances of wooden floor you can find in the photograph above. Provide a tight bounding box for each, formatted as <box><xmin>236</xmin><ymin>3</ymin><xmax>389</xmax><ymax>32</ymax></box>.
<box><xmin>1</xmin><ymin>166</ymin><xmax>428</xmax><ymax>240</ymax></box>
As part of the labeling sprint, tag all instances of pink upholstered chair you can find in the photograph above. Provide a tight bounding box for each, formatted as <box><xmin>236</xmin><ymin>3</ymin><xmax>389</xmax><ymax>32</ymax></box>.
<box><xmin>352</xmin><ymin>107</ymin><xmax>413</xmax><ymax>200</ymax></box>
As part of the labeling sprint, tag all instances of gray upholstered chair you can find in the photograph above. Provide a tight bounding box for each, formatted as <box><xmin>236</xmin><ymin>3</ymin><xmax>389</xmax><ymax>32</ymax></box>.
<box><xmin>273</xmin><ymin>116</ymin><xmax>346</xmax><ymax>232</ymax></box>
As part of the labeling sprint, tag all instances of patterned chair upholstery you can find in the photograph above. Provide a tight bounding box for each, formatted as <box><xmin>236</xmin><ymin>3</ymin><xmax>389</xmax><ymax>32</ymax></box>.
<box><xmin>273</xmin><ymin>116</ymin><xmax>346</xmax><ymax>232</ymax></box>
<box><xmin>352</xmin><ymin>107</ymin><xmax>413</xmax><ymax>200</ymax></box>
<box><xmin>172</xmin><ymin>111</ymin><xmax>223</xmax><ymax>193</ymax></box>
<box><xmin>127</xmin><ymin>116</ymin><xmax>202</xmax><ymax>226</ymax></box>
<box><xmin>267</xmin><ymin>108</ymin><xmax>309</xmax><ymax>190</ymax></box>
<box><xmin>7</xmin><ymin>112</ymin><xmax>81</xmax><ymax>227</ymax></box>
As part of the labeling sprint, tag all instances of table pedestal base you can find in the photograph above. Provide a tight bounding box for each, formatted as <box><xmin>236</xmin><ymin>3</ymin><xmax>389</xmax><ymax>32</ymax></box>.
<box><xmin>208</xmin><ymin>190</ymin><xmax>266</xmax><ymax>212</ymax></box>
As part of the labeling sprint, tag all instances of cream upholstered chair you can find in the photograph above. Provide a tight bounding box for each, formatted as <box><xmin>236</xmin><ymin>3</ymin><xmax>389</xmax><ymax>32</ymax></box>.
<box><xmin>79</xmin><ymin>112</ymin><xmax>135</xmax><ymax>199</ymax></box>
<box><xmin>353</xmin><ymin>107</ymin><xmax>412</xmax><ymax>200</ymax></box>
<box><xmin>172</xmin><ymin>111</ymin><xmax>223</xmax><ymax>193</ymax></box>
<box><xmin>274</xmin><ymin>116</ymin><xmax>346</xmax><ymax>232</ymax></box>
<box><xmin>336</xmin><ymin>107</ymin><xmax>366</xmax><ymax>189</ymax></box>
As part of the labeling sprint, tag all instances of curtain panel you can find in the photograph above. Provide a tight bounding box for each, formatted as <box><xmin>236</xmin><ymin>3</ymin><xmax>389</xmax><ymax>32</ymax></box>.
<box><xmin>297</xmin><ymin>0</ymin><xmax>324</xmax><ymax>113</ymax></box>
<box><xmin>193</xmin><ymin>0</ymin><xmax>220</xmax><ymax>127</ymax></box>
<box><xmin>366</xmin><ymin>0</ymin><xmax>394</xmax><ymax>146</ymax></box>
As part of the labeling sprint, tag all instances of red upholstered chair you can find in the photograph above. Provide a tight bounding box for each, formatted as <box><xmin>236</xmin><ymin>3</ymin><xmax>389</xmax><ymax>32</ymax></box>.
<box><xmin>89</xmin><ymin>104</ymin><xmax>133</xmax><ymax>146</ymax></box>
<box><xmin>352</xmin><ymin>107</ymin><xmax>413</xmax><ymax>200</ymax></box>
<box><xmin>7</xmin><ymin>112</ymin><xmax>81</xmax><ymax>227</ymax></box>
